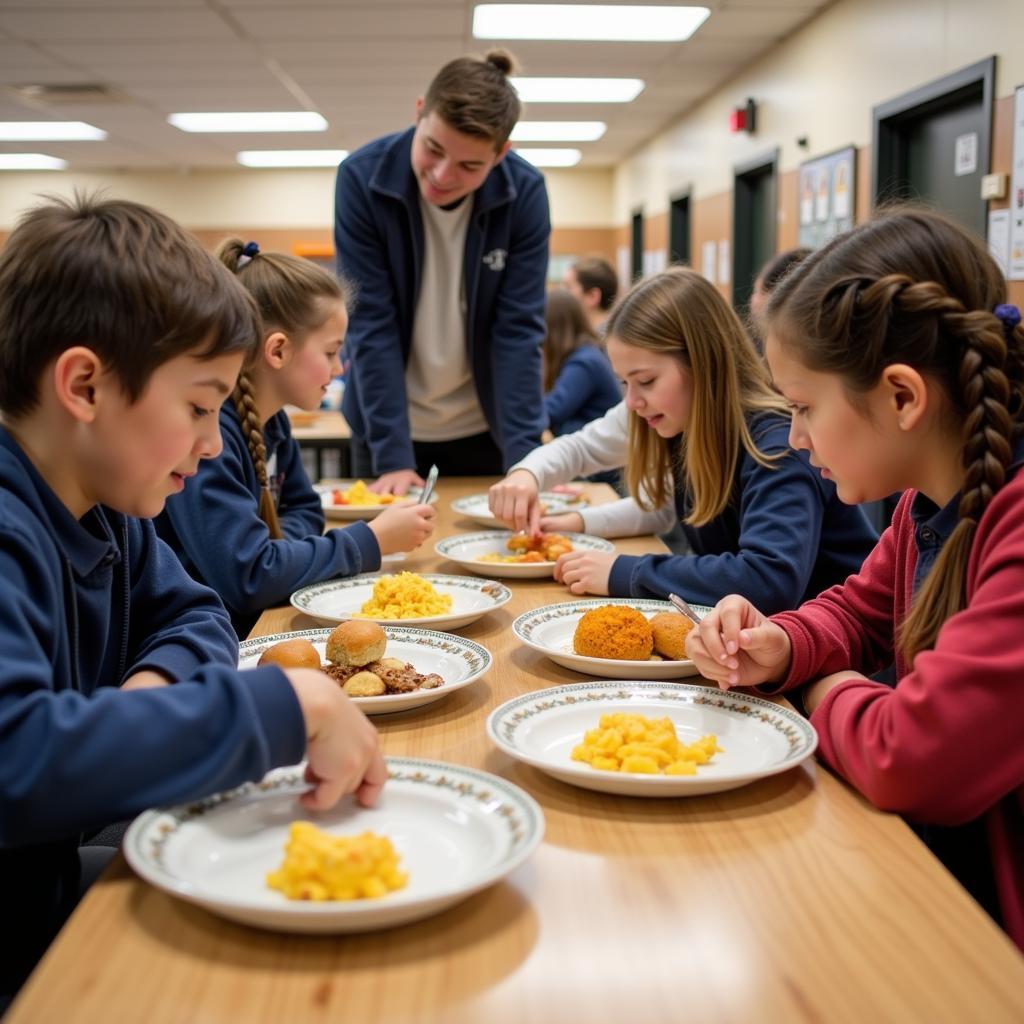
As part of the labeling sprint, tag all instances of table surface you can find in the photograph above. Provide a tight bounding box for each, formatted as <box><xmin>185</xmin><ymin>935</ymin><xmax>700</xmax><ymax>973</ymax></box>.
<box><xmin>9</xmin><ymin>479</ymin><xmax>1024</xmax><ymax>1023</ymax></box>
<box><xmin>288</xmin><ymin>408</ymin><xmax>350</xmax><ymax>441</ymax></box>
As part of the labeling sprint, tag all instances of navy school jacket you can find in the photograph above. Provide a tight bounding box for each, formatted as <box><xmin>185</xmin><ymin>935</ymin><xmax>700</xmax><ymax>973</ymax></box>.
<box><xmin>608</xmin><ymin>414</ymin><xmax>878</xmax><ymax>611</ymax></box>
<box><xmin>334</xmin><ymin>127</ymin><xmax>551</xmax><ymax>474</ymax></box>
<box><xmin>0</xmin><ymin>426</ymin><xmax>305</xmax><ymax>989</ymax></box>
<box><xmin>157</xmin><ymin>406</ymin><xmax>381</xmax><ymax>638</ymax></box>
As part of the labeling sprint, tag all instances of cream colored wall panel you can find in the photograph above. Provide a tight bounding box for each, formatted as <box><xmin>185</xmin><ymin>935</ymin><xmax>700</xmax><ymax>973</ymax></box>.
<box><xmin>543</xmin><ymin>168</ymin><xmax>615</xmax><ymax>227</ymax></box>
<box><xmin>614</xmin><ymin>0</ymin><xmax>1024</xmax><ymax>220</ymax></box>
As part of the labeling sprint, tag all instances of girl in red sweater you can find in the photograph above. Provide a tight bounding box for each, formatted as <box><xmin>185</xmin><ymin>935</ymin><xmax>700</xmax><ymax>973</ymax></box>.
<box><xmin>686</xmin><ymin>207</ymin><xmax>1024</xmax><ymax>951</ymax></box>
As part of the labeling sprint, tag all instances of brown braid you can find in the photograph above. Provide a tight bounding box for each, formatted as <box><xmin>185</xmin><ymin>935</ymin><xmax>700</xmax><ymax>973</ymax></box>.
<box><xmin>766</xmin><ymin>206</ymin><xmax>1024</xmax><ymax>665</ymax></box>
<box><xmin>232</xmin><ymin>370</ymin><xmax>283</xmax><ymax>540</ymax></box>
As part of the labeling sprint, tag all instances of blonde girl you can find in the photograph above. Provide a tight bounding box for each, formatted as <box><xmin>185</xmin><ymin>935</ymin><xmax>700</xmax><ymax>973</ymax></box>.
<box><xmin>158</xmin><ymin>239</ymin><xmax>434</xmax><ymax>636</ymax></box>
<box><xmin>686</xmin><ymin>208</ymin><xmax>1024</xmax><ymax>950</ymax></box>
<box><xmin>491</xmin><ymin>267</ymin><xmax>876</xmax><ymax>609</ymax></box>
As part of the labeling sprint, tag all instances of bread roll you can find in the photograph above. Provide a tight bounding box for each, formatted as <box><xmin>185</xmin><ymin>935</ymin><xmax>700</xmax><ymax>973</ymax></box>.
<box><xmin>257</xmin><ymin>638</ymin><xmax>322</xmax><ymax>671</ymax></box>
<box><xmin>649</xmin><ymin>612</ymin><xmax>694</xmax><ymax>661</ymax></box>
<box><xmin>327</xmin><ymin>620</ymin><xmax>387</xmax><ymax>667</ymax></box>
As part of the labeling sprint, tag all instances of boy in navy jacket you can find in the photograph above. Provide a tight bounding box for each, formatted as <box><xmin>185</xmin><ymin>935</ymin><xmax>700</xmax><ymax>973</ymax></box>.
<box><xmin>335</xmin><ymin>49</ymin><xmax>550</xmax><ymax>493</ymax></box>
<box><xmin>0</xmin><ymin>195</ymin><xmax>385</xmax><ymax>1002</ymax></box>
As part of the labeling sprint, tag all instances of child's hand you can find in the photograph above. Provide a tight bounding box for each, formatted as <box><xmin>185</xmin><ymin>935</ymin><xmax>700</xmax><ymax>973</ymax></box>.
<box><xmin>121</xmin><ymin>670</ymin><xmax>172</xmax><ymax>690</ymax></box>
<box><xmin>554</xmin><ymin>549</ymin><xmax>615</xmax><ymax>595</ymax></box>
<box><xmin>684</xmin><ymin>595</ymin><xmax>792</xmax><ymax>690</ymax></box>
<box><xmin>371</xmin><ymin>469</ymin><xmax>424</xmax><ymax>496</ymax></box>
<box><xmin>285</xmin><ymin>668</ymin><xmax>387</xmax><ymax>811</ymax></box>
<box><xmin>367</xmin><ymin>501</ymin><xmax>436</xmax><ymax>555</ymax></box>
<box><xmin>540</xmin><ymin>511</ymin><xmax>584</xmax><ymax>534</ymax></box>
<box><xmin>489</xmin><ymin>470</ymin><xmax>542</xmax><ymax>535</ymax></box>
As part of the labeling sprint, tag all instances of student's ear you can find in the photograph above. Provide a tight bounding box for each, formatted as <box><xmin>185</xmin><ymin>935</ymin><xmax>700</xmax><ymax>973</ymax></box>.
<box><xmin>263</xmin><ymin>330</ymin><xmax>292</xmax><ymax>369</ymax></box>
<box><xmin>414</xmin><ymin>96</ymin><xmax>426</xmax><ymax>121</ymax></box>
<box><xmin>53</xmin><ymin>346</ymin><xmax>103</xmax><ymax>423</ymax></box>
<box><xmin>493</xmin><ymin>140</ymin><xmax>512</xmax><ymax>165</ymax></box>
<box><xmin>881</xmin><ymin>363</ymin><xmax>929</xmax><ymax>431</ymax></box>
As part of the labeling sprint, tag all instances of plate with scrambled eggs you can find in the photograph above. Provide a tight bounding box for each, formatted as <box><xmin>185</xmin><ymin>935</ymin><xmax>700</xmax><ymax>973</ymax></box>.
<box><xmin>316</xmin><ymin>479</ymin><xmax>436</xmax><ymax>520</ymax></box>
<box><xmin>451</xmin><ymin>491</ymin><xmax>589</xmax><ymax>528</ymax></box>
<box><xmin>512</xmin><ymin>598</ymin><xmax>711</xmax><ymax>679</ymax></box>
<box><xmin>124</xmin><ymin>757</ymin><xmax>544</xmax><ymax>932</ymax></box>
<box><xmin>435</xmin><ymin>530</ymin><xmax>614</xmax><ymax>579</ymax></box>
<box><xmin>487</xmin><ymin>681</ymin><xmax>818</xmax><ymax>797</ymax></box>
<box><xmin>238</xmin><ymin>626</ymin><xmax>491</xmax><ymax>714</ymax></box>
<box><xmin>291</xmin><ymin>571</ymin><xmax>512</xmax><ymax>630</ymax></box>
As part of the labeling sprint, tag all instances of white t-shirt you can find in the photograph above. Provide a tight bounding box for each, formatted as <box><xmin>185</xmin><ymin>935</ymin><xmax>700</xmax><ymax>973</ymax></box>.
<box><xmin>405</xmin><ymin>195</ymin><xmax>489</xmax><ymax>441</ymax></box>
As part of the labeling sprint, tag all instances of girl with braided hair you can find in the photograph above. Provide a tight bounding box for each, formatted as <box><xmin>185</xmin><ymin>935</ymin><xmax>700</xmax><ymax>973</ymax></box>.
<box><xmin>685</xmin><ymin>207</ymin><xmax>1024</xmax><ymax>950</ymax></box>
<box><xmin>158</xmin><ymin>239</ymin><xmax>435</xmax><ymax>637</ymax></box>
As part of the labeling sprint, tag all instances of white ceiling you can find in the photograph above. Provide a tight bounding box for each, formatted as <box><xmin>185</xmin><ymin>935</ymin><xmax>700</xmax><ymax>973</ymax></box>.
<box><xmin>0</xmin><ymin>0</ymin><xmax>834</xmax><ymax>171</ymax></box>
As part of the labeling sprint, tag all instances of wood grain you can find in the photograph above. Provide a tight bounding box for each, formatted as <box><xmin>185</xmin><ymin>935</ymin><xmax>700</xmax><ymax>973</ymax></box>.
<box><xmin>9</xmin><ymin>479</ymin><xmax>1024</xmax><ymax>1023</ymax></box>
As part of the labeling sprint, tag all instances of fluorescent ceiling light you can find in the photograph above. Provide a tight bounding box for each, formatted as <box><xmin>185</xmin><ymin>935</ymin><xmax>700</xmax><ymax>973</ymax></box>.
<box><xmin>511</xmin><ymin>121</ymin><xmax>606</xmax><ymax>142</ymax></box>
<box><xmin>0</xmin><ymin>121</ymin><xmax>106</xmax><ymax>141</ymax></box>
<box><xmin>514</xmin><ymin>148</ymin><xmax>582</xmax><ymax>167</ymax></box>
<box><xmin>474</xmin><ymin>4</ymin><xmax>709</xmax><ymax>41</ymax></box>
<box><xmin>510</xmin><ymin>77</ymin><xmax>644</xmax><ymax>103</ymax></box>
<box><xmin>237</xmin><ymin>149</ymin><xmax>348</xmax><ymax>168</ymax></box>
<box><xmin>0</xmin><ymin>153</ymin><xmax>68</xmax><ymax>170</ymax></box>
<box><xmin>169</xmin><ymin>112</ymin><xmax>327</xmax><ymax>133</ymax></box>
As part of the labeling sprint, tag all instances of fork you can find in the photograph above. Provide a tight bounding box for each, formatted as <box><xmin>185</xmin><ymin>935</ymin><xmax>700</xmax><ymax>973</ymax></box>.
<box><xmin>419</xmin><ymin>464</ymin><xmax>439</xmax><ymax>506</ymax></box>
<box><xmin>668</xmin><ymin>592</ymin><xmax>703</xmax><ymax>627</ymax></box>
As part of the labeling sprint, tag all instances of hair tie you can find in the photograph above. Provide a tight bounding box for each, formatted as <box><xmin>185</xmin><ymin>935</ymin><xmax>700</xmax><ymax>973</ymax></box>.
<box><xmin>994</xmin><ymin>303</ymin><xmax>1022</xmax><ymax>334</ymax></box>
<box><xmin>236</xmin><ymin>240</ymin><xmax>260</xmax><ymax>270</ymax></box>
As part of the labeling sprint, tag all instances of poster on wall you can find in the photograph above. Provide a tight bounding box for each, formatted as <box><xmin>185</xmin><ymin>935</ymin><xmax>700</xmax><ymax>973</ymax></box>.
<box><xmin>798</xmin><ymin>145</ymin><xmax>856</xmax><ymax>249</ymax></box>
<box><xmin>1008</xmin><ymin>84</ymin><xmax>1024</xmax><ymax>281</ymax></box>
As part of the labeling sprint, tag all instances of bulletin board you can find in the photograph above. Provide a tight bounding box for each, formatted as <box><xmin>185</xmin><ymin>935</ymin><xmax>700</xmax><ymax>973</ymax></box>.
<box><xmin>798</xmin><ymin>145</ymin><xmax>856</xmax><ymax>248</ymax></box>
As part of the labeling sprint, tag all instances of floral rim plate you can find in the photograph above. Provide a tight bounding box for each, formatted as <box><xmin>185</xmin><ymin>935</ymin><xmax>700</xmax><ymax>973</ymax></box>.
<box><xmin>124</xmin><ymin>757</ymin><xmax>545</xmax><ymax>933</ymax></box>
<box><xmin>512</xmin><ymin>598</ymin><xmax>710</xmax><ymax>679</ymax></box>
<box><xmin>451</xmin><ymin>491</ymin><xmax>589</xmax><ymax>528</ymax></box>
<box><xmin>434</xmin><ymin>530</ymin><xmax>614</xmax><ymax>579</ymax></box>
<box><xmin>238</xmin><ymin>627</ymin><xmax>491</xmax><ymax>714</ymax></box>
<box><xmin>315</xmin><ymin>480</ymin><xmax>435</xmax><ymax>521</ymax></box>
<box><xmin>291</xmin><ymin>573</ymin><xmax>512</xmax><ymax>630</ymax></box>
<box><xmin>487</xmin><ymin>681</ymin><xmax>818</xmax><ymax>797</ymax></box>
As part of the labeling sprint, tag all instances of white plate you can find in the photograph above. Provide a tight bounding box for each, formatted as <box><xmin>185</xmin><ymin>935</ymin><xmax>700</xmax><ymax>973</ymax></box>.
<box><xmin>451</xmin><ymin>491</ymin><xmax>589</xmax><ymax>528</ymax></box>
<box><xmin>488</xmin><ymin>681</ymin><xmax>818</xmax><ymax>797</ymax></box>
<box><xmin>124</xmin><ymin>757</ymin><xmax>544</xmax><ymax>933</ymax></box>
<box><xmin>238</xmin><ymin>627</ymin><xmax>491</xmax><ymax>714</ymax></box>
<box><xmin>291</xmin><ymin>573</ymin><xmax>512</xmax><ymax>630</ymax></box>
<box><xmin>315</xmin><ymin>481</ymin><xmax>435</xmax><ymax>521</ymax></box>
<box><xmin>512</xmin><ymin>598</ymin><xmax>710</xmax><ymax>679</ymax></box>
<box><xmin>434</xmin><ymin>530</ymin><xmax>614</xmax><ymax>579</ymax></box>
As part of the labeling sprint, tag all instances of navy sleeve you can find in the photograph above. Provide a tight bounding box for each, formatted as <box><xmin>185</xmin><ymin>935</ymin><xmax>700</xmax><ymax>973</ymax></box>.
<box><xmin>0</xmin><ymin>528</ymin><xmax>306</xmax><ymax>845</ymax></box>
<box><xmin>124</xmin><ymin>518</ymin><xmax>239</xmax><ymax>681</ymax></box>
<box><xmin>164</xmin><ymin>429</ymin><xmax>381</xmax><ymax>617</ymax></box>
<box><xmin>607</xmin><ymin>446</ymin><xmax>826</xmax><ymax>614</ymax></box>
<box><xmin>334</xmin><ymin>159</ymin><xmax>415</xmax><ymax>474</ymax></box>
<box><xmin>489</xmin><ymin>173</ymin><xmax>550</xmax><ymax>468</ymax></box>
<box><xmin>545</xmin><ymin>350</ymin><xmax>600</xmax><ymax>434</ymax></box>
<box><xmin>275</xmin><ymin>431</ymin><xmax>326</xmax><ymax>541</ymax></box>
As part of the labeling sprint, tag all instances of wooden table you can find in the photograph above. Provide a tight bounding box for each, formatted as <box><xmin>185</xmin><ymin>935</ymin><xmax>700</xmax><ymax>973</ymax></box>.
<box><xmin>9</xmin><ymin>479</ymin><xmax>1024</xmax><ymax>1022</ymax></box>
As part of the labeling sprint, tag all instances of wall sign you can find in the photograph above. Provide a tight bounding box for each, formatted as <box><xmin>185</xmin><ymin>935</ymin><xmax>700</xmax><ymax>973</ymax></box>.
<box><xmin>798</xmin><ymin>145</ymin><xmax>856</xmax><ymax>248</ymax></box>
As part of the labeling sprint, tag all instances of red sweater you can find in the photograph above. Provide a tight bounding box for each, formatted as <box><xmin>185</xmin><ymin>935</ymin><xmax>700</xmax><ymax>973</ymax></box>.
<box><xmin>767</xmin><ymin>479</ymin><xmax>1024</xmax><ymax>952</ymax></box>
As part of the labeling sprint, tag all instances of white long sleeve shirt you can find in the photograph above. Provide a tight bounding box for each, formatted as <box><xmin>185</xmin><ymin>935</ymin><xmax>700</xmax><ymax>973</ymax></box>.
<box><xmin>509</xmin><ymin>401</ymin><xmax>678</xmax><ymax>538</ymax></box>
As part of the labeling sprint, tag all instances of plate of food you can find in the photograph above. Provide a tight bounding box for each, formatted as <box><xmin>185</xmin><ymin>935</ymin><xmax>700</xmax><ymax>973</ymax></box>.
<box><xmin>124</xmin><ymin>757</ymin><xmax>544</xmax><ymax>932</ymax></box>
<box><xmin>434</xmin><ymin>531</ymin><xmax>614</xmax><ymax>579</ymax></box>
<box><xmin>512</xmin><ymin>598</ymin><xmax>710</xmax><ymax>679</ymax></box>
<box><xmin>291</xmin><ymin>571</ymin><xmax>512</xmax><ymax>630</ymax></box>
<box><xmin>239</xmin><ymin>622</ymin><xmax>491</xmax><ymax>714</ymax></box>
<box><xmin>450</xmin><ymin>491</ymin><xmax>589</xmax><ymax>529</ymax></box>
<box><xmin>487</xmin><ymin>681</ymin><xmax>818</xmax><ymax>797</ymax></box>
<box><xmin>315</xmin><ymin>479</ymin><xmax>435</xmax><ymax>521</ymax></box>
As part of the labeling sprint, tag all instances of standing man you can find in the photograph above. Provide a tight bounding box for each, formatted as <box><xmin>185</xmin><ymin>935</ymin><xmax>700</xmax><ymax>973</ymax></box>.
<box><xmin>335</xmin><ymin>50</ymin><xmax>551</xmax><ymax>494</ymax></box>
<box><xmin>563</xmin><ymin>256</ymin><xmax>618</xmax><ymax>336</ymax></box>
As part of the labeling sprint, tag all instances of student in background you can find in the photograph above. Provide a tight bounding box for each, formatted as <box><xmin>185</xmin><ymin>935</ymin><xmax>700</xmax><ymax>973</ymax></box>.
<box><xmin>0</xmin><ymin>196</ymin><xmax>385</xmax><ymax>1004</ymax></box>
<box><xmin>685</xmin><ymin>208</ymin><xmax>1024</xmax><ymax>951</ymax></box>
<box><xmin>748</xmin><ymin>247</ymin><xmax>812</xmax><ymax>351</ymax></box>
<box><xmin>158</xmin><ymin>240</ymin><xmax>435</xmax><ymax>639</ymax></box>
<box><xmin>564</xmin><ymin>255</ymin><xmax>618</xmax><ymax>336</ymax></box>
<box><xmin>335</xmin><ymin>50</ymin><xmax>550</xmax><ymax>493</ymax></box>
<box><xmin>489</xmin><ymin>267</ymin><xmax>876</xmax><ymax>610</ymax></box>
<box><xmin>543</xmin><ymin>288</ymin><xmax>622</xmax><ymax>437</ymax></box>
